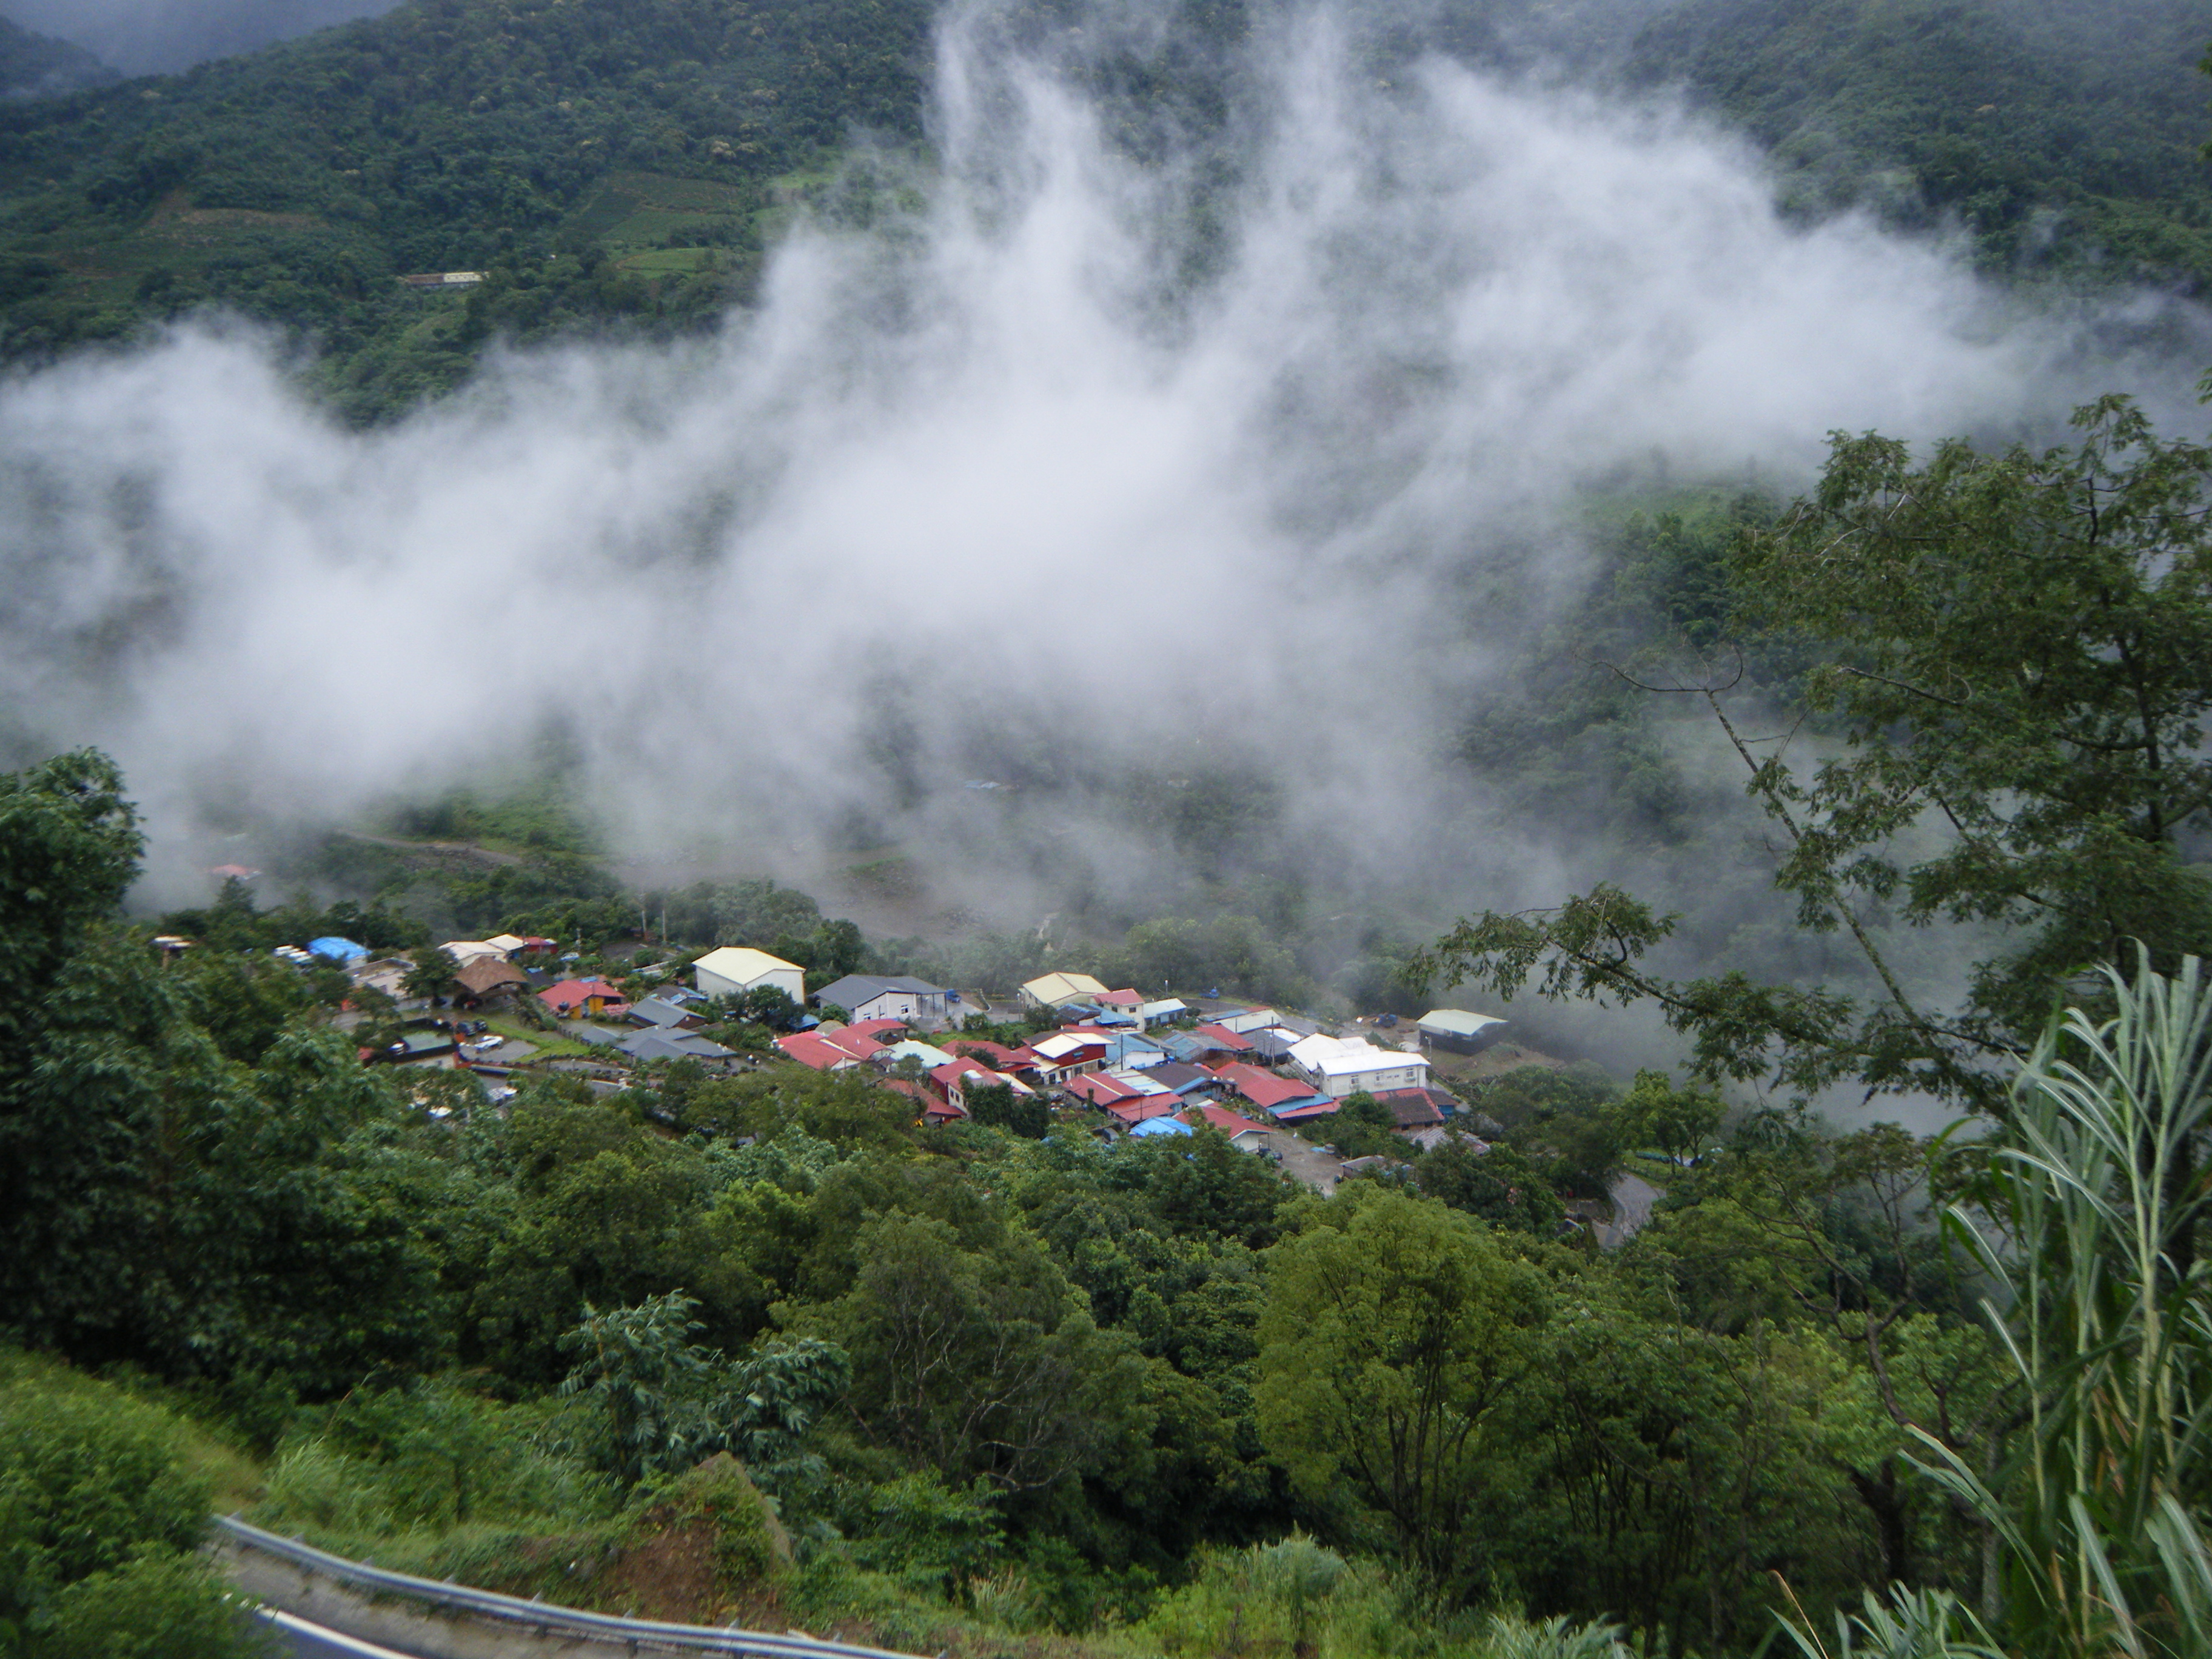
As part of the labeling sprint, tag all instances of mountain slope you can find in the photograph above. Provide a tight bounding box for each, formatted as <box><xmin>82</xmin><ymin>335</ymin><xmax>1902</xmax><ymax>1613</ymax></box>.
<box><xmin>0</xmin><ymin>0</ymin><xmax>2207</xmax><ymax>420</ymax></box>
<box><xmin>0</xmin><ymin>0</ymin><xmax>933</xmax><ymax>416</ymax></box>
<box><xmin>0</xmin><ymin>16</ymin><xmax>119</xmax><ymax>98</ymax></box>
<box><xmin>1626</xmin><ymin>0</ymin><xmax>2212</xmax><ymax>287</ymax></box>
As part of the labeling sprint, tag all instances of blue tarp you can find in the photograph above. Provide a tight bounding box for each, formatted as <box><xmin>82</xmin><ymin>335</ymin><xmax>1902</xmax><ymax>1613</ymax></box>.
<box><xmin>307</xmin><ymin>936</ymin><xmax>369</xmax><ymax>963</ymax></box>
<box><xmin>1130</xmin><ymin>1114</ymin><xmax>1194</xmax><ymax>1138</ymax></box>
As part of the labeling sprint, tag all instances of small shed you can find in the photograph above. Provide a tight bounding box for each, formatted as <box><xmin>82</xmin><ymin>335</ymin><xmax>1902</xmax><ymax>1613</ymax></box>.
<box><xmin>1416</xmin><ymin>1009</ymin><xmax>1508</xmax><ymax>1054</ymax></box>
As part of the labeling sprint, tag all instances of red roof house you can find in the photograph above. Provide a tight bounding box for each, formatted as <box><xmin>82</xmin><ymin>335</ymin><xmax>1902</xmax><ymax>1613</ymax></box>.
<box><xmin>537</xmin><ymin>977</ymin><xmax>630</xmax><ymax>1019</ymax></box>
<box><xmin>1185</xmin><ymin>1103</ymin><xmax>1269</xmax><ymax>1137</ymax></box>
<box><xmin>777</xmin><ymin>1028</ymin><xmax>884</xmax><ymax>1071</ymax></box>
<box><xmin>1211</xmin><ymin>1062</ymin><xmax>1322</xmax><ymax>1113</ymax></box>
<box><xmin>928</xmin><ymin>1061</ymin><xmax>1033</xmax><ymax>1110</ymax></box>
<box><xmin>1065</xmin><ymin>1071</ymin><xmax>1159</xmax><ymax>1109</ymax></box>
<box><xmin>950</xmin><ymin>1039</ymin><xmax>1033</xmax><ymax>1069</ymax></box>
<box><xmin>878</xmin><ymin>1076</ymin><xmax>961</xmax><ymax>1122</ymax></box>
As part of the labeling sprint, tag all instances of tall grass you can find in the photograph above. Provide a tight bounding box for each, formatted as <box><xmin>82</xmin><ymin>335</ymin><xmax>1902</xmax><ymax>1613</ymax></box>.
<box><xmin>1785</xmin><ymin>954</ymin><xmax>2212</xmax><ymax>1658</ymax></box>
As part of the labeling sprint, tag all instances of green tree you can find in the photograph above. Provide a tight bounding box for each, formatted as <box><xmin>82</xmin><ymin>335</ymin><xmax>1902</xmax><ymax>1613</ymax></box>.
<box><xmin>1324</xmin><ymin>1091</ymin><xmax>1401</xmax><ymax>1159</ymax></box>
<box><xmin>0</xmin><ymin>753</ymin><xmax>446</xmax><ymax>1392</ymax></box>
<box><xmin>557</xmin><ymin>1288</ymin><xmax>848</xmax><ymax>1492</ymax></box>
<box><xmin>1412</xmin><ymin>1139</ymin><xmax>1566</xmax><ymax>1236</ymax></box>
<box><xmin>1256</xmin><ymin>1187</ymin><xmax>1547</xmax><ymax>1597</ymax></box>
<box><xmin>965</xmin><ymin>1081</ymin><xmax>1050</xmax><ymax>1139</ymax></box>
<box><xmin>403</xmin><ymin>945</ymin><xmax>462</xmax><ymax>1000</ymax></box>
<box><xmin>1614</xmin><ymin>1069</ymin><xmax>1724</xmax><ymax>1165</ymax></box>
<box><xmin>1507</xmin><ymin>1294</ymin><xmax>1870</xmax><ymax>1654</ymax></box>
<box><xmin>1426</xmin><ymin>399</ymin><xmax>2212</xmax><ymax>1113</ymax></box>
<box><xmin>798</xmin><ymin>1211</ymin><xmax>1151</xmax><ymax>1497</ymax></box>
<box><xmin>1124</xmin><ymin>1127</ymin><xmax>1291</xmax><ymax>1250</ymax></box>
<box><xmin>734</xmin><ymin>984</ymin><xmax>805</xmax><ymax>1032</ymax></box>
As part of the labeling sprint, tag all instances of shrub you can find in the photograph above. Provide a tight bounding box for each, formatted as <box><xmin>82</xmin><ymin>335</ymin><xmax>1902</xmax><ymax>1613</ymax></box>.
<box><xmin>632</xmin><ymin>1453</ymin><xmax>789</xmax><ymax>1590</ymax></box>
<box><xmin>0</xmin><ymin>1366</ymin><xmax>212</xmax><ymax>1610</ymax></box>
<box><xmin>35</xmin><ymin>1553</ymin><xmax>271</xmax><ymax>1659</ymax></box>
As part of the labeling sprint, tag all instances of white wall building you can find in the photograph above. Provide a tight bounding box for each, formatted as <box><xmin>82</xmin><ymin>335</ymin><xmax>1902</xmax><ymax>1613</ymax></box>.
<box><xmin>1286</xmin><ymin>1033</ymin><xmax>1432</xmax><ymax>1099</ymax></box>
<box><xmin>693</xmin><ymin>946</ymin><xmax>805</xmax><ymax>1004</ymax></box>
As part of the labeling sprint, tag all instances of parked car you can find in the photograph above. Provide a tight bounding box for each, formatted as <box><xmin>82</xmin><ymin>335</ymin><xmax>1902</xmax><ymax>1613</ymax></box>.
<box><xmin>472</xmin><ymin>1034</ymin><xmax>505</xmax><ymax>1051</ymax></box>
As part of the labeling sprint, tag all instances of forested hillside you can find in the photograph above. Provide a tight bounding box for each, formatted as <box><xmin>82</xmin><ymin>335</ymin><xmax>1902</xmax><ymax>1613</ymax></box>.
<box><xmin>0</xmin><ymin>0</ymin><xmax>2208</xmax><ymax>418</ymax></box>
<box><xmin>0</xmin><ymin>0</ymin><xmax>934</xmax><ymax>415</ymax></box>
<box><xmin>1626</xmin><ymin>0</ymin><xmax>2212</xmax><ymax>287</ymax></box>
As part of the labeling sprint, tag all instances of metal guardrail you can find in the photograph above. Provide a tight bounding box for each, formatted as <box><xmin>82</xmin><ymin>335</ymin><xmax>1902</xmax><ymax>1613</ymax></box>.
<box><xmin>214</xmin><ymin>1515</ymin><xmax>927</xmax><ymax>1659</ymax></box>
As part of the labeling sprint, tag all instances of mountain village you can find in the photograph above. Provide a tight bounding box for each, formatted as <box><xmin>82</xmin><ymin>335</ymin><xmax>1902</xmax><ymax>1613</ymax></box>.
<box><xmin>266</xmin><ymin>930</ymin><xmax>1521</xmax><ymax>1193</ymax></box>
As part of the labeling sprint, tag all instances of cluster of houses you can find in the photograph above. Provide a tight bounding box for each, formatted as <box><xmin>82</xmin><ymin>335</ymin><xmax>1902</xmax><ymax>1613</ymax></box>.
<box><xmin>756</xmin><ymin>963</ymin><xmax>1500</xmax><ymax>1155</ymax></box>
<box><xmin>281</xmin><ymin>930</ymin><xmax>1508</xmax><ymax>1158</ymax></box>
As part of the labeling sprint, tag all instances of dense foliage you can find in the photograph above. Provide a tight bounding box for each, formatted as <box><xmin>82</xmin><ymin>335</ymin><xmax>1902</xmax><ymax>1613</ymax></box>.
<box><xmin>4</xmin><ymin>739</ymin><xmax>2197</xmax><ymax>1659</ymax></box>
<box><xmin>0</xmin><ymin>1355</ymin><xmax>269</xmax><ymax>1658</ymax></box>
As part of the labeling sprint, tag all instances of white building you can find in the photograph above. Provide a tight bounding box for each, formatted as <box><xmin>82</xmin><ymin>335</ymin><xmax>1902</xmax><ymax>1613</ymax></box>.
<box><xmin>438</xmin><ymin>939</ymin><xmax>509</xmax><ymax>966</ymax></box>
<box><xmin>693</xmin><ymin>946</ymin><xmax>805</xmax><ymax>1004</ymax></box>
<box><xmin>1286</xmin><ymin>1032</ymin><xmax>1432</xmax><ymax>1099</ymax></box>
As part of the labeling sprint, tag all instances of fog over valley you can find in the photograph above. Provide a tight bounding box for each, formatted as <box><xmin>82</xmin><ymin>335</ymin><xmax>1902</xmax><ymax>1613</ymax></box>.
<box><xmin>12</xmin><ymin>10</ymin><xmax>2212</xmax><ymax>1643</ymax></box>
<box><xmin>0</xmin><ymin>0</ymin><xmax>2204</xmax><ymax>1051</ymax></box>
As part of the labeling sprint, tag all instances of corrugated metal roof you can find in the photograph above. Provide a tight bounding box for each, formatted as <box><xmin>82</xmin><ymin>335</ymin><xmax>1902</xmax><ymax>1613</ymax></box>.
<box><xmin>1418</xmin><ymin>1009</ymin><xmax>1507</xmax><ymax>1038</ymax></box>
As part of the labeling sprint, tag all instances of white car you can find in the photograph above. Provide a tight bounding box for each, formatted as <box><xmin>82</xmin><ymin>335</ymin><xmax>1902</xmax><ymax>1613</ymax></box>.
<box><xmin>470</xmin><ymin>1034</ymin><xmax>506</xmax><ymax>1051</ymax></box>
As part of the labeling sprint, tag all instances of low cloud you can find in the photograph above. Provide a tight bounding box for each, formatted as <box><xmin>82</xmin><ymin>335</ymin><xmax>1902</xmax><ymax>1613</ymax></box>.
<box><xmin>0</xmin><ymin>9</ymin><xmax>2200</xmax><ymax>935</ymax></box>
